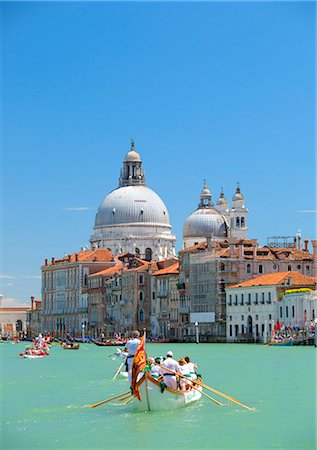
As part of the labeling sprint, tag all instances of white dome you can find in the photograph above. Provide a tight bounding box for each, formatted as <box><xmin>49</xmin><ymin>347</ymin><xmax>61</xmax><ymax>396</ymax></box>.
<box><xmin>183</xmin><ymin>208</ymin><xmax>227</xmax><ymax>239</ymax></box>
<box><xmin>124</xmin><ymin>149</ymin><xmax>142</xmax><ymax>162</ymax></box>
<box><xmin>95</xmin><ymin>185</ymin><xmax>170</xmax><ymax>227</ymax></box>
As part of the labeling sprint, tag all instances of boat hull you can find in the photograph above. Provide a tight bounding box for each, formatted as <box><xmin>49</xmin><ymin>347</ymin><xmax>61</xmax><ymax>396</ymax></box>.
<box><xmin>60</xmin><ymin>343</ymin><xmax>80</xmax><ymax>350</ymax></box>
<box><xmin>20</xmin><ymin>353</ymin><xmax>48</xmax><ymax>359</ymax></box>
<box><xmin>134</xmin><ymin>372</ymin><xmax>201</xmax><ymax>411</ymax></box>
<box><xmin>270</xmin><ymin>338</ymin><xmax>294</xmax><ymax>346</ymax></box>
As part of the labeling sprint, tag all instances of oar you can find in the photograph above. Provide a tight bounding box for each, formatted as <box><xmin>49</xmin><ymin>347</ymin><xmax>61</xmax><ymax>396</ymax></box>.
<box><xmin>151</xmin><ymin>360</ymin><xmax>254</xmax><ymax>411</ymax></box>
<box><xmin>87</xmin><ymin>390</ymin><xmax>130</xmax><ymax>408</ymax></box>
<box><xmin>150</xmin><ymin>361</ymin><xmax>223</xmax><ymax>407</ymax></box>
<box><xmin>117</xmin><ymin>393</ymin><xmax>133</xmax><ymax>402</ymax></box>
<box><xmin>123</xmin><ymin>396</ymin><xmax>134</xmax><ymax>405</ymax></box>
<box><xmin>196</xmin><ymin>382</ymin><xmax>255</xmax><ymax>411</ymax></box>
<box><xmin>112</xmin><ymin>361</ymin><xmax>124</xmax><ymax>381</ymax></box>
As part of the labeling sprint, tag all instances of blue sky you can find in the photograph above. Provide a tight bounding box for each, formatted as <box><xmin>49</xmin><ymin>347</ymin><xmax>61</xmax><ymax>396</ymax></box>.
<box><xmin>1</xmin><ymin>1</ymin><xmax>316</xmax><ymax>305</ymax></box>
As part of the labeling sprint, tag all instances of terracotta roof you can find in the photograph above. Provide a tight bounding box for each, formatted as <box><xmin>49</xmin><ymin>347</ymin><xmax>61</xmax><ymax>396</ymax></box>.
<box><xmin>153</xmin><ymin>262</ymin><xmax>180</xmax><ymax>276</ymax></box>
<box><xmin>179</xmin><ymin>242</ymin><xmax>208</xmax><ymax>253</ymax></box>
<box><xmin>269</xmin><ymin>247</ymin><xmax>314</xmax><ymax>261</ymax></box>
<box><xmin>46</xmin><ymin>249</ymin><xmax>114</xmax><ymax>266</ymax></box>
<box><xmin>124</xmin><ymin>262</ymin><xmax>159</xmax><ymax>273</ymax></box>
<box><xmin>89</xmin><ymin>263</ymin><xmax>122</xmax><ymax>277</ymax></box>
<box><xmin>228</xmin><ymin>271</ymin><xmax>317</xmax><ymax>289</ymax></box>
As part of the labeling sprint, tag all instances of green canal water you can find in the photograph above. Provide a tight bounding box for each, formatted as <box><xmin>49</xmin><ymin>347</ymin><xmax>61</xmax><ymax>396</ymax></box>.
<box><xmin>0</xmin><ymin>343</ymin><xmax>316</xmax><ymax>449</ymax></box>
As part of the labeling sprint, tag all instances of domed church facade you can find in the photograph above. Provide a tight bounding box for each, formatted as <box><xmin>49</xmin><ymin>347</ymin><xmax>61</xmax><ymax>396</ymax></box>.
<box><xmin>183</xmin><ymin>181</ymin><xmax>248</xmax><ymax>248</ymax></box>
<box><xmin>90</xmin><ymin>141</ymin><xmax>176</xmax><ymax>261</ymax></box>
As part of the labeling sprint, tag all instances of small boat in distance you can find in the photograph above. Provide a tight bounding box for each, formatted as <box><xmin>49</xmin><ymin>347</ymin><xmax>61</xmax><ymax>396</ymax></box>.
<box><xmin>60</xmin><ymin>342</ymin><xmax>80</xmax><ymax>350</ymax></box>
<box><xmin>134</xmin><ymin>371</ymin><xmax>202</xmax><ymax>411</ymax></box>
<box><xmin>270</xmin><ymin>338</ymin><xmax>293</xmax><ymax>346</ymax></box>
<box><xmin>92</xmin><ymin>339</ymin><xmax>126</xmax><ymax>347</ymax></box>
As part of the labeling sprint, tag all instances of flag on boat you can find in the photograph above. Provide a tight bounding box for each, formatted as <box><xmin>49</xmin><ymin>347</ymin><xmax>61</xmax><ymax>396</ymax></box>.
<box><xmin>131</xmin><ymin>334</ymin><xmax>147</xmax><ymax>401</ymax></box>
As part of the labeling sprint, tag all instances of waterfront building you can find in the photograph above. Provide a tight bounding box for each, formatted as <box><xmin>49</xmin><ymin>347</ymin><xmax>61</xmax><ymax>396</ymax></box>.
<box><xmin>151</xmin><ymin>261</ymin><xmax>180</xmax><ymax>339</ymax></box>
<box><xmin>277</xmin><ymin>290</ymin><xmax>316</xmax><ymax>330</ymax></box>
<box><xmin>90</xmin><ymin>141</ymin><xmax>176</xmax><ymax>261</ymax></box>
<box><xmin>27</xmin><ymin>296</ymin><xmax>42</xmax><ymax>338</ymax></box>
<box><xmin>178</xmin><ymin>238</ymin><xmax>316</xmax><ymax>342</ymax></box>
<box><xmin>41</xmin><ymin>249</ymin><xmax>115</xmax><ymax>336</ymax></box>
<box><xmin>0</xmin><ymin>295</ymin><xmax>29</xmax><ymax>338</ymax></box>
<box><xmin>183</xmin><ymin>181</ymin><xmax>248</xmax><ymax>249</ymax></box>
<box><xmin>226</xmin><ymin>271</ymin><xmax>317</xmax><ymax>343</ymax></box>
<box><xmin>85</xmin><ymin>263</ymin><xmax>123</xmax><ymax>338</ymax></box>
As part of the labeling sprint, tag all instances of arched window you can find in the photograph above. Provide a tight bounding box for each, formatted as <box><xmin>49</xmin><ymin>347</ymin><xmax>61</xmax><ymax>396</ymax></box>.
<box><xmin>145</xmin><ymin>248</ymin><xmax>152</xmax><ymax>261</ymax></box>
<box><xmin>259</xmin><ymin>265</ymin><xmax>263</xmax><ymax>274</ymax></box>
<box><xmin>288</xmin><ymin>265</ymin><xmax>291</xmax><ymax>271</ymax></box>
<box><xmin>236</xmin><ymin>217</ymin><xmax>240</xmax><ymax>227</ymax></box>
<box><xmin>139</xmin><ymin>308</ymin><xmax>144</xmax><ymax>322</ymax></box>
<box><xmin>247</xmin><ymin>264</ymin><xmax>251</xmax><ymax>274</ymax></box>
<box><xmin>135</xmin><ymin>247</ymin><xmax>140</xmax><ymax>255</ymax></box>
<box><xmin>16</xmin><ymin>319</ymin><xmax>22</xmax><ymax>332</ymax></box>
<box><xmin>139</xmin><ymin>291</ymin><xmax>143</xmax><ymax>302</ymax></box>
<box><xmin>241</xmin><ymin>217</ymin><xmax>245</xmax><ymax>227</ymax></box>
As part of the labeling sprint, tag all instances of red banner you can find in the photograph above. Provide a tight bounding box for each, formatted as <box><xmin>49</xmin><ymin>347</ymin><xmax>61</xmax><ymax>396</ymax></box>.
<box><xmin>131</xmin><ymin>334</ymin><xmax>147</xmax><ymax>401</ymax></box>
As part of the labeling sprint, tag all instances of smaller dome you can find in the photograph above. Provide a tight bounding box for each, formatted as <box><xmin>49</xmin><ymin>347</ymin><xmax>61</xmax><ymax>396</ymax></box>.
<box><xmin>232</xmin><ymin>183</ymin><xmax>244</xmax><ymax>202</ymax></box>
<box><xmin>183</xmin><ymin>209</ymin><xmax>227</xmax><ymax>239</ymax></box>
<box><xmin>125</xmin><ymin>150</ymin><xmax>141</xmax><ymax>162</ymax></box>
<box><xmin>124</xmin><ymin>139</ymin><xmax>142</xmax><ymax>162</ymax></box>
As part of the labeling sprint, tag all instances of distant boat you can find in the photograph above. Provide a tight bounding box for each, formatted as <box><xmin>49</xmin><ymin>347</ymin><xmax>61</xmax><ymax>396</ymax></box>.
<box><xmin>134</xmin><ymin>371</ymin><xmax>202</xmax><ymax>411</ymax></box>
<box><xmin>60</xmin><ymin>343</ymin><xmax>80</xmax><ymax>350</ymax></box>
<box><xmin>270</xmin><ymin>338</ymin><xmax>294</xmax><ymax>347</ymax></box>
<box><xmin>92</xmin><ymin>339</ymin><xmax>126</xmax><ymax>347</ymax></box>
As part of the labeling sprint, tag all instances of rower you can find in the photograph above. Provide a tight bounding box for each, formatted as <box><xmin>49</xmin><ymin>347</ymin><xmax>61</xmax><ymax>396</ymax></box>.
<box><xmin>160</xmin><ymin>351</ymin><xmax>181</xmax><ymax>390</ymax></box>
<box><xmin>150</xmin><ymin>357</ymin><xmax>162</xmax><ymax>379</ymax></box>
<box><xmin>178</xmin><ymin>358</ymin><xmax>192</xmax><ymax>391</ymax></box>
<box><xmin>124</xmin><ymin>330</ymin><xmax>141</xmax><ymax>385</ymax></box>
<box><xmin>184</xmin><ymin>356</ymin><xmax>198</xmax><ymax>380</ymax></box>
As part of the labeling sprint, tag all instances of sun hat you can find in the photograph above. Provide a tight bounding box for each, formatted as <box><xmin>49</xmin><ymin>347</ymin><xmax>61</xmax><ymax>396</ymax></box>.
<box><xmin>166</xmin><ymin>351</ymin><xmax>173</xmax><ymax>357</ymax></box>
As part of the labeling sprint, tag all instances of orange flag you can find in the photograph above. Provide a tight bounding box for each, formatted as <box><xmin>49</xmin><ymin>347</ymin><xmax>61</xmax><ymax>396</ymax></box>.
<box><xmin>131</xmin><ymin>334</ymin><xmax>147</xmax><ymax>401</ymax></box>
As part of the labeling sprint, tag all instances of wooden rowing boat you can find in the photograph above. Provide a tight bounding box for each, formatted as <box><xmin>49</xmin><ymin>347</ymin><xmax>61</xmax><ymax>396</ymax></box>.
<box><xmin>134</xmin><ymin>371</ymin><xmax>202</xmax><ymax>411</ymax></box>
<box><xmin>60</xmin><ymin>343</ymin><xmax>80</xmax><ymax>350</ymax></box>
<box><xmin>270</xmin><ymin>338</ymin><xmax>293</xmax><ymax>346</ymax></box>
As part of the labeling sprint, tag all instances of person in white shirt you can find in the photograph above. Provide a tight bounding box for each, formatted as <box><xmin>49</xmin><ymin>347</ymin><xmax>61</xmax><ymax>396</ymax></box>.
<box><xmin>178</xmin><ymin>358</ymin><xmax>192</xmax><ymax>391</ymax></box>
<box><xmin>150</xmin><ymin>357</ymin><xmax>162</xmax><ymax>379</ymax></box>
<box><xmin>124</xmin><ymin>330</ymin><xmax>141</xmax><ymax>385</ymax></box>
<box><xmin>160</xmin><ymin>351</ymin><xmax>181</xmax><ymax>390</ymax></box>
<box><xmin>184</xmin><ymin>356</ymin><xmax>198</xmax><ymax>380</ymax></box>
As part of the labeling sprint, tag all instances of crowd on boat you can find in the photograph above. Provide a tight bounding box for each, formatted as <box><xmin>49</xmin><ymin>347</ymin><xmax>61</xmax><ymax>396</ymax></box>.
<box><xmin>123</xmin><ymin>330</ymin><xmax>199</xmax><ymax>393</ymax></box>
<box><xmin>20</xmin><ymin>333</ymin><xmax>51</xmax><ymax>358</ymax></box>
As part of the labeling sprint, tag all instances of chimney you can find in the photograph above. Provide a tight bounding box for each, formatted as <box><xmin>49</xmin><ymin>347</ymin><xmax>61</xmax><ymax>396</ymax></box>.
<box><xmin>311</xmin><ymin>240</ymin><xmax>317</xmax><ymax>279</ymax></box>
<box><xmin>75</xmin><ymin>253</ymin><xmax>78</xmax><ymax>262</ymax></box>
<box><xmin>51</xmin><ymin>257</ymin><xmax>55</xmax><ymax>264</ymax></box>
<box><xmin>68</xmin><ymin>255</ymin><xmax>71</xmax><ymax>262</ymax></box>
<box><xmin>304</xmin><ymin>239</ymin><xmax>309</xmax><ymax>252</ymax></box>
<box><xmin>298</xmin><ymin>234</ymin><xmax>302</xmax><ymax>250</ymax></box>
<box><xmin>45</xmin><ymin>258</ymin><xmax>48</xmax><ymax>266</ymax></box>
<box><xmin>31</xmin><ymin>296</ymin><xmax>35</xmax><ymax>310</ymax></box>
